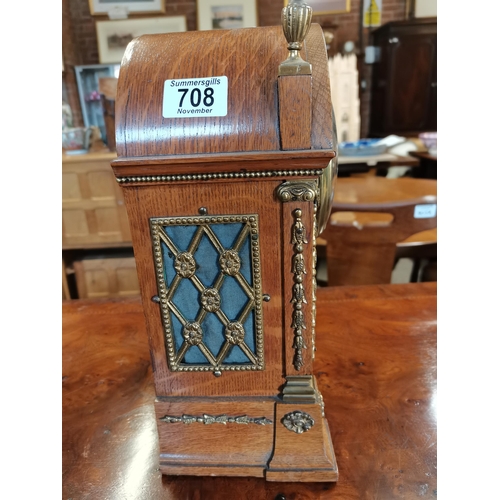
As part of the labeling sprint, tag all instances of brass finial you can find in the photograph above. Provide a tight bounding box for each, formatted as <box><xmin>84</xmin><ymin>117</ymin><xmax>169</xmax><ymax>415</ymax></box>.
<box><xmin>279</xmin><ymin>0</ymin><xmax>313</xmax><ymax>76</ymax></box>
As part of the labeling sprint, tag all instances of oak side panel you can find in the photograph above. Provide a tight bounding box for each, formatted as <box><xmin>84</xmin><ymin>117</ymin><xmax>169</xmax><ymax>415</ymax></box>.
<box><xmin>278</xmin><ymin>75</ymin><xmax>312</xmax><ymax>150</ymax></box>
<box><xmin>121</xmin><ymin>179</ymin><xmax>285</xmax><ymax>397</ymax></box>
<box><xmin>155</xmin><ymin>399</ymin><xmax>275</xmax><ymax>469</ymax></box>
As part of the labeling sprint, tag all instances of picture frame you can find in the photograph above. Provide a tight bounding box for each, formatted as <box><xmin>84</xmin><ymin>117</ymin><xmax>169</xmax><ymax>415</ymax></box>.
<box><xmin>283</xmin><ymin>0</ymin><xmax>351</xmax><ymax>15</ymax></box>
<box><xmin>197</xmin><ymin>0</ymin><xmax>258</xmax><ymax>31</ymax></box>
<box><xmin>96</xmin><ymin>16</ymin><xmax>187</xmax><ymax>64</ymax></box>
<box><xmin>89</xmin><ymin>0</ymin><xmax>165</xmax><ymax>16</ymax></box>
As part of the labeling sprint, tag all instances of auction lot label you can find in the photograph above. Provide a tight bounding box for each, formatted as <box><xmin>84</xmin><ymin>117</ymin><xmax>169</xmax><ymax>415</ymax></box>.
<box><xmin>163</xmin><ymin>76</ymin><xmax>228</xmax><ymax>118</ymax></box>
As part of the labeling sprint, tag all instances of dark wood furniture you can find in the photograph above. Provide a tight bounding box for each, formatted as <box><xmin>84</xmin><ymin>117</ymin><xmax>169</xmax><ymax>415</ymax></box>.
<box><xmin>409</xmin><ymin>150</ymin><xmax>437</xmax><ymax>179</ymax></box>
<box><xmin>110</xmin><ymin>23</ymin><xmax>338</xmax><ymax>480</ymax></box>
<box><xmin>63</xmin><ymin>282</ymin><xmax>437</xmax><ymax>499</ymax></box>
<box><xmin>368</xmin><ymin>18</ymin><xmax>437</xmax><ymax>138</ymax></box>
<box><xmin>320</xmin><ymin>196</ymin><xmax>437</xmax><ymax>286</ymax></box>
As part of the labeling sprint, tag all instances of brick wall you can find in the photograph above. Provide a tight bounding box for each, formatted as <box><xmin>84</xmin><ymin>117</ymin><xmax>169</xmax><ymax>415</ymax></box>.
<box><xmin>62</xmin><ymin>0</ymin><xmax>407</xmax><ymax>136</ymax></box>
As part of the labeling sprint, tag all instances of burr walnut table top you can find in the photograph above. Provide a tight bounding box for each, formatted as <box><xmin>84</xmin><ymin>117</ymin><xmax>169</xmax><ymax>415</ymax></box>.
<box><xmin>63</xmin><ymin>282</ymin><xmax>437</xmax><ymax>499</ymax></box>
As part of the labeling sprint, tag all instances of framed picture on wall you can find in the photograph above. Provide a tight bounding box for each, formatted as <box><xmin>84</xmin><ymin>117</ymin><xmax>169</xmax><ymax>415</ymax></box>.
<box><xmin>89</xmin><ymin>0</ymin><xmax>165</xmax><ymax>16</ymax></box>
<box><xmin>96</xmin><ymin>16</ymin><xmax>187</xmax><ymax>63</ymax></box>
<box><xmin>197</xmin><ymin>0</ymin><xmax>258</xmax><ymax>31</ymax></box>
<box><xmin>283</xmin><ymin>0</ymin><xmax>351</xmax><ymax>15</ymax></box>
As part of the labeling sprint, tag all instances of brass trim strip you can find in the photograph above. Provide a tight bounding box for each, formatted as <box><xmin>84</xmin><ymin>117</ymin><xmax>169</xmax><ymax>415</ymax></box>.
<box><xmin>291</xmin><ymin>208</ymin><xmax>307</xmax><ymax>371</ymax></box>
<box><xmin>160</xmin><ymin>414</ymin><xmax>272</xmax><ymax>425</ymax></box>
<box><xmin>311</xmin><ymin>203</ymin><xmax>318</xmax><ymax>359</ymax></box>
<box><xmin>116</xmin><ymin>169</ymin><xmax>322</xmax><ymax>184</ymax></box>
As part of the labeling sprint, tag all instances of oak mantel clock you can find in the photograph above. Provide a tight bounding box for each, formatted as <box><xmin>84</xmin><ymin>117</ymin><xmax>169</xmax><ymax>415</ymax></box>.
<box><xmin>111</xmin><ymin>0</ymin><xmax>339</xmax><ymax>482</ymax></box>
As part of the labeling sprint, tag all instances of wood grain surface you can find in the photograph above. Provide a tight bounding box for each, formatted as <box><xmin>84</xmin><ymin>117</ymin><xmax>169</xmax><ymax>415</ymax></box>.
<box><xmin>63</xmin><ymin>282</ymin><xmax>437</xmax><ymax>499</ymax></box>
<box><xmin>278</xmin><ymin>75</ymin><xmax>312</xmax><ymax>150</ymax></box>
<box><xmin>121</xmin><ymin>179</ymin><xmax>290</xmax><ymax>397</ymax></box>
<box><xmin>115</xmin><ymin>24</ymin><xmax>333</xmax><ymax>158</ymax></box>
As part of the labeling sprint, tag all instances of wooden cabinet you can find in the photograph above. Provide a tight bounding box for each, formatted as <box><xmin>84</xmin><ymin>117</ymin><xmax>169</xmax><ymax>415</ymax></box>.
<box><xmin>73</xmin><ymin>256</ymin><xmax>140</xmax><ymax>299</ymax></box>
<box><xmin>62</xmin><ymin>150</ymin><xmax>131</xmax><ymax>248</ymax></box>
<box><xmin>62</xmin><ymin>148</ymin><xmax>137</xmax><ymax>299</ymax></box>
<box><xmin>368</xmin><ymin>18</ymin><xmax>437</xmax><ymax>137</ymax></box>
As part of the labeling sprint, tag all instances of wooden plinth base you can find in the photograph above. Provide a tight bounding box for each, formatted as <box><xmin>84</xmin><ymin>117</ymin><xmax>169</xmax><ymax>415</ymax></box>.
<box><xmin>266</xmin><ymin>403</ymin><xmax>338</xmax><ymax>482</ymax></box>
<box><xmin>155</xmin><ymin>397</ymin><xmax>338</xmax><ymax>482</ymax></box>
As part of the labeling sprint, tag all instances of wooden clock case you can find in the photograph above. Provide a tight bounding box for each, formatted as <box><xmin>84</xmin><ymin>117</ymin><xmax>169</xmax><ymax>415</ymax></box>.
<box><xmin>111</xmin><ymin>23</ymin><xmax>338</xmax><ymax>482</ymax></box>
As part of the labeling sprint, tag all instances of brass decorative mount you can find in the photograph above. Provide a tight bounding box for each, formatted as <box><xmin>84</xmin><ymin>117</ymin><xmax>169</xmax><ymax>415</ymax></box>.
<box><xmin>279</xmin><ymin>0</ymin><xmax>313</xmax><ymax>76</ymax></box>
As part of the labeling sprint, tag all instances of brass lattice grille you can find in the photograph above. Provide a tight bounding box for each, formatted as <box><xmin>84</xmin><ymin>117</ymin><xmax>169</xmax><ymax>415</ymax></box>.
<box><xmin>150</xmin><ymin>214</ymin><xmax>264</xmax><ymax>373</ymax></box>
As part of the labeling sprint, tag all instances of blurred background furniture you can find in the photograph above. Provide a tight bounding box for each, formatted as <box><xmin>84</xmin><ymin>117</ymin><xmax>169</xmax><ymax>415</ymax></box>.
<box><xmin>62</xmin><ymin>146</ymin><xmax>136</xmax><ymax>299</ymax></box>
<box><xmin>74</xmin><ymin>64</ymin><xmax>120</xmax><ymax>145</ymax></box>
<box><xmin>98</xmin><ymin>77</ymin><xmax>118</xmax><ymax>152</ymax></box>
<box><xmin>368</xmin><ymin>17</ymin><xmax>437</xmax><ymax>138</ymax></box>
<box><xmin>337</xmin><ymin>151</ymin><xmax>419</xmax><ymax>176</ymax></box>
<box><xmin>317</xmin><ymin>176</ymin><xmax>437</xmax><ymax>286</ymax></box>
<box><xmin>63</xmin><ymin>281</ymin><xmax>437</xmax><ymax>498</ymax></box>
<box><xmin>409</xmin><ymin>150</ymin><xmax>437</xmax><ymax>179</ymax></box>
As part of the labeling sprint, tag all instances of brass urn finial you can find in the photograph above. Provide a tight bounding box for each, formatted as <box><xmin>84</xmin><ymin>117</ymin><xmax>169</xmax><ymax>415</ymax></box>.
<box><xmin>279</xmin><ymin>0</ymin><xmax>313</xmax><ymax>76</ymax></box>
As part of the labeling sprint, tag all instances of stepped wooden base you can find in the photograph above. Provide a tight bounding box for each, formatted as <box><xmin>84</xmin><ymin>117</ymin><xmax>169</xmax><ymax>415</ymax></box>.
<box><xmin>155</xmin><ymin>397</ymin><xmax>338</xmax><ymax>482</ymax></box>
<box><xmin>266</xmin><ymin>403</ymin><xmax>338</xmax><ymax>482</ymax></box>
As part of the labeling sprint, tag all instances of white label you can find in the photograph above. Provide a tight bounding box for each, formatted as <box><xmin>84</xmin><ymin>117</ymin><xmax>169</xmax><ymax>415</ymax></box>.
<box><xmin>162</xmin><ymin>76</ymin><xmax>228</xmax><ymax>118</ymax></box>
<box><xmin>414</xmin><ymin>204</ymin><xmax>437</xmax><ymax>219</ymax></box>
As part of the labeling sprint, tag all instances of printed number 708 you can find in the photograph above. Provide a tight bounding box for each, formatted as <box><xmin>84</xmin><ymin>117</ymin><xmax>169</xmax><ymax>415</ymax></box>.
<box><xmin>178</xmin><ymin>88</ymin><xmax>215</xmax><ymax>108</ymax></box>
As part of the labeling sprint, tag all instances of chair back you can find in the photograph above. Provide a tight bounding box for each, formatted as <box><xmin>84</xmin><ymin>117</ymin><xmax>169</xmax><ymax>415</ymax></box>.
<box><xmin>320</xmin><ymin>195</ymin><xmax>437</xmax><ymax>285</ymax></box>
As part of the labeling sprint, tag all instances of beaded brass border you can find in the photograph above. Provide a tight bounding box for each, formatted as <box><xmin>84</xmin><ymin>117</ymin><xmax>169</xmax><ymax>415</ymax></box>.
<box><xmin>150</xmin><ymin>214</ymin><xmax>264</xmax><ymax>373</ymax></box>
<box><xmin>116</xmin><ymin>169</ymin><xmax>323</xmax><ymax>184</ymax></box>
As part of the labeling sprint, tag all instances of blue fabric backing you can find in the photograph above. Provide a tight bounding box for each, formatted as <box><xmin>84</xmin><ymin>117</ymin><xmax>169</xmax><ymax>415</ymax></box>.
<box><xmin>193</xmin><ymin>234</ymin><xmax>219</xmax><ymax>287</ymax></box>
<box><xmin>238</xmin><ymin>235</ymin><xmax>253</xmax><ymax>284</ymax></box>
<box><xmin>161</xmin><ymin>241</ymin><xmax>175</xmax><ymax>287</ymax></box>
<box><xmin>211</xmin><ymin>222</ymin><xmax>242</xmax><ymax>249</ymax></box>
<box><xmin>183</xmin><ymin>345</ymin><xmax>209</xmax><ymax>364</ymax></box>
<box><xmin>161</xmin><ymin>221</ymin><xmax>257</xmax><ymax>366</ymax></box>
<box><xmin>171</xmin><ymin>279</ymin><xmax>200</xmax><ymax>320</ymax></box>
<box><xmin>201</xmin><ymin>313</ymin><xmax>226</xmax><ymax>355</ymax></box>
<box><xmin>170</xmin><ymin>314</ymin><xmax>184</xmax><ymax>352</ymax></box>
<box><xmin>243</xmin><ymin>309</ymin><xmax>256</xmax><ymax>353</ymax></box>
<box><xmin>164</xmin><ymin>224</ymin><xmax>198</xmax><ymax>251</ymax></box>
<box><xmin>219</xmin><ymin>276</ymin><xmax>249</xmax><ymax>320</ymax></box>
<box><xmin>225</xmin><ymin>345</ymin><xmax>251</xmax><ymax>364</ymax></box>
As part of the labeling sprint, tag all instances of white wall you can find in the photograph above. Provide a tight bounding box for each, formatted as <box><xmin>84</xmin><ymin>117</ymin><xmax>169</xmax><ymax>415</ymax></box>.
<box><xmin>415</xmin><ymin>0</ymin><xmax>437</xmax><ymax>17</ymax></box>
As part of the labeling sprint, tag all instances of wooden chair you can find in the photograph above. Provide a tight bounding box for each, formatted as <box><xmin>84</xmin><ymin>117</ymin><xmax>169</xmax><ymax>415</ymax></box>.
<box><xmin>320</xmin><ymin>196</ymin><xmax>437</xmax><ymax>286</ymax></box>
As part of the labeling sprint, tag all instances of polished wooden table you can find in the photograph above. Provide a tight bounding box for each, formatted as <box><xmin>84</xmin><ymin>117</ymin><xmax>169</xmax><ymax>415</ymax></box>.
<box><xmin>63</xmin><ymin>282</ymin><xmax>437</xmax><ymax>499</ymax></box>
<box><xmin>317</xmin><ymin>176</ymin><xmax>437</xmax><ymax>249</ymax></box>
<box><xmin>337</xmin><ymin>153</ymin><xmax>419</xmax><ymax>176</ymax></box>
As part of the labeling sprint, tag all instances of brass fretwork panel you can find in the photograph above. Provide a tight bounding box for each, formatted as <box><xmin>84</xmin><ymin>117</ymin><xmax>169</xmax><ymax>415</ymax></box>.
<box><xmin>150</xmin><ymin>214</ymin><xmax>264</xmax><ymax>374</ymax></box>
